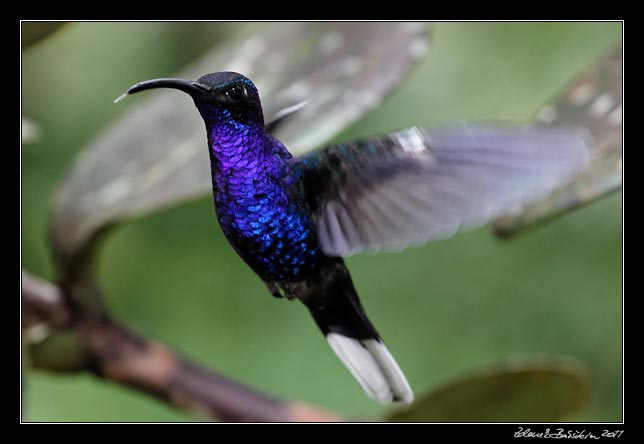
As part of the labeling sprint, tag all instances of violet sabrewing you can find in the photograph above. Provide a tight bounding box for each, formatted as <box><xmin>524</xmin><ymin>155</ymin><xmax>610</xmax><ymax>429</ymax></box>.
<box><xmin>117</xmin><ymin>71</ymin><xmax>590</xmax><ymax>404</ymax></box>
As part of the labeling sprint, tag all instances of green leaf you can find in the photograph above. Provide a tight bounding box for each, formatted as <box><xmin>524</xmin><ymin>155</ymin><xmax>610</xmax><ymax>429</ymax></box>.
<box><xmin>493</xmin><ymin>43</ymin><xmax>622</xmax><ymax>238</ymax></box>
<box><xmin>385</xmin><ymin>355</ymin><xmax>590</xmax><ymax>422</ymax></box>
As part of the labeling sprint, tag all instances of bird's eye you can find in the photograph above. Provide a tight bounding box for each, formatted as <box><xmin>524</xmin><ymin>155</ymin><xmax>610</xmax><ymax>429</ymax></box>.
<box><xmin>225</xmin><ymin>84</ymin><xmax>246</xmax><ymax>102</ymax></box>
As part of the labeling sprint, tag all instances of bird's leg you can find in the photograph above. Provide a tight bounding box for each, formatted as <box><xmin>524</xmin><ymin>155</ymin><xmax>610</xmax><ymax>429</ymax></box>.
<box><xmin>266</xmin><ymin>282</ymin><xmax>284</xmax><ymax>299</ymax></box>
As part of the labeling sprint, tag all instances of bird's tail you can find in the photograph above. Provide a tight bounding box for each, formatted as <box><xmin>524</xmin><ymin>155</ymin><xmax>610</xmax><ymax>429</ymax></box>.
<box><xmin>303</xmin><ymin>263</ymin><xmax>413</xmax><ymax>404</ymax></box>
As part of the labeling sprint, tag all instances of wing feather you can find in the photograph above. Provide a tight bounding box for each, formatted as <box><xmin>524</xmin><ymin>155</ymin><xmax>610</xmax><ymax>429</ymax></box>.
<box><xmin>294</xmin><ymin>124</ymin><xmax>590</xmax><ymax>257</ymax></box>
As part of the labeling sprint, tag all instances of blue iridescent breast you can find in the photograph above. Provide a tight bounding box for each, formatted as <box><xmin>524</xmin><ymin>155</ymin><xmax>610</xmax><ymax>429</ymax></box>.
<box><xmin>205</xmin><ymin>117</ymin><xmax>322</xmax><ymax>282</ymax></box>
<box><xmin>214</xmin><ymin>165</ymin><xmax>322</xmax><ymax>283</ymax></box>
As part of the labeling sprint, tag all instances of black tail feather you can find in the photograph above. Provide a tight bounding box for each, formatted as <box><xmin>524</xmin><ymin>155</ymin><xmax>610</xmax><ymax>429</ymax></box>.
<box><xmin>307</xmin><ymin>276</ymin><xmax>380</xmax><ymax>340</ymax></box>
<box><xmin>301</xmin><ymin>258</ymin><xmax>413</xmax><ymax>404</ymax></box>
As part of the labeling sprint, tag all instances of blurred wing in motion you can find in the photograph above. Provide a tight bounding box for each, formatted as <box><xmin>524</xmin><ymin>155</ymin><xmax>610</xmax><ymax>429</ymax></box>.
<box><xmin>294</xmin><ymin>124</ymin><xmax>591</xmax><ymax>257</ymax></box>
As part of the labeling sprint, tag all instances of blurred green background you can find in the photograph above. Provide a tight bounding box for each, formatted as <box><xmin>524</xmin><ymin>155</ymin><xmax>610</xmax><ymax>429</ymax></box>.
<box><xmin>22</xmin><ymin>22</ymin><xmax>622</xmax><ymax>422</ymax></box>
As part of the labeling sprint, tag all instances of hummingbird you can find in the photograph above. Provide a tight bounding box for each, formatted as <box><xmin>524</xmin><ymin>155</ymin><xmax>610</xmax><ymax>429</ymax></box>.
<box><xmin>116</xmin><ymin>71</ymin><xmax>589</xmax><ymax>404</ymax></box>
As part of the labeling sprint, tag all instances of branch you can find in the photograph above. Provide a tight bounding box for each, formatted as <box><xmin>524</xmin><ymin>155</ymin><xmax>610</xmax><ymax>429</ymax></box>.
<box><xmin>22</xmin><ymin>270</ymin><xmax>341</xmax><ymax>422</ymax></box>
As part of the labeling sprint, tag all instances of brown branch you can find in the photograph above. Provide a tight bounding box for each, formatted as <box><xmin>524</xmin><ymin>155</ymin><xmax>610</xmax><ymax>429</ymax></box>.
<box><xmin>21</xmin><ymin>270</ymin><xmax>342</xmax><ymax>422</ymax></box>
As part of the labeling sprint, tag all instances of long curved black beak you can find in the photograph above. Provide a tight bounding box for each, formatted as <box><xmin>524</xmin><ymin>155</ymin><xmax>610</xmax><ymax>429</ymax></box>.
<box><xmin>114</xmin><ymin>78</ymin><xmax>210</xmax><ymax>103</ymax></box>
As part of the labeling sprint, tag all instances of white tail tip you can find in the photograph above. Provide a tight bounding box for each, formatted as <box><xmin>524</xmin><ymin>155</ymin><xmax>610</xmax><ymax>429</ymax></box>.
<box><xmin>326</xmin><ymin>333</ymin><xmax>413</xmax><ymax>404</ymax></box>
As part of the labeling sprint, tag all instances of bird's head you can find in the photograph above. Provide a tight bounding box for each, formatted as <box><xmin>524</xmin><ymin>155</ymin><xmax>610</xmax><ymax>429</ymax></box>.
<box><xmin>116</xmin><ymin>71</ymin><xmax>265</xmax><ymax>127</ymax></box>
